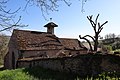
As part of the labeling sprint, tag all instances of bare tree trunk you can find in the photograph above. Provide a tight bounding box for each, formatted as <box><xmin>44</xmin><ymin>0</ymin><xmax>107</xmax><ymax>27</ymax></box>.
<box><xmin>94</xmin><ymin>34</ymin><xmax>99</xmax><ymax>51</ymax></box>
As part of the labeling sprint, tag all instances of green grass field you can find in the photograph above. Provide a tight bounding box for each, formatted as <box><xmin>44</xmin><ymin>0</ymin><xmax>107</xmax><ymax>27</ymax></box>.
<box><xmin>0</xmin><ymin>67</ymin><xmax>78</xmax><ymax>80</ymax></box>
<box><xmin>0</xmin><ymin>66</ymin><xmax>120</xmax><ymax>80</ymax></box>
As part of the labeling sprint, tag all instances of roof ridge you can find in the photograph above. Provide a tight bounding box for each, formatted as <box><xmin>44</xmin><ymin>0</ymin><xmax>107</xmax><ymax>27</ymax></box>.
<box><xmin>13</xmin><ymin>29</ymin><xmax>43</xmax><ymax>33</ymax></box>
<box><xmin>13</xmin><ymin>29</ymin><xmax>59</xmax><ymax>35</ymax></box>
<box><xmin>14</xmin><ymin>29</ymin><xmax>32</xmax><ymax>32</ymax></box>
<box><xmin>59</xmin><ymin>38</ymin><xmax>78</xmax><ymax>40</ymax></box>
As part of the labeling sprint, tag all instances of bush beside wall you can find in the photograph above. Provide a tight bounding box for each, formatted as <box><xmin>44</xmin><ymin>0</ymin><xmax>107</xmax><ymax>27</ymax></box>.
<box><xmin>17</xmin><ymin>54</ymin><xmax>120</xmax><ymax>76</ymax></box>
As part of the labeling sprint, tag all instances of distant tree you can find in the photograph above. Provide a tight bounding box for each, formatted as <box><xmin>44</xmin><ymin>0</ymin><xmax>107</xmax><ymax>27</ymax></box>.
<box><xmin>0</xmin><ymin>34</ymin><xmax>9</xmax><ymax>65</ymax></box>
<box><xmin>79</xmin><ymin>14</ymin><xmax>108</xmax><ymax>51</ymax></box>
<box><xmin>117</xmin><ymin>35</ymin><xmax>120</xmax><ymax>38</ymax></box>
<box><xmin>105</xmin><ymin>33</ymin><xmax>116</xmax><ymax>39</ymax></box>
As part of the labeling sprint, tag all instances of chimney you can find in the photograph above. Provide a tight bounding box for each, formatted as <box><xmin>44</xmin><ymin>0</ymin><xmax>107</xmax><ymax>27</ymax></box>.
<box><xmin>44</xmin><ymin>22</ymin><xmax>58</xmax><ymax>34</ymax></box>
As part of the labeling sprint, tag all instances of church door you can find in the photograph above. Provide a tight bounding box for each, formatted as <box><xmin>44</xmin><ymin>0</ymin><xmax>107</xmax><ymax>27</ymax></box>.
<box><xmin>12</xmin><ymin>52</ymin><xmax>15</xmax><ymax>69</ymax></box>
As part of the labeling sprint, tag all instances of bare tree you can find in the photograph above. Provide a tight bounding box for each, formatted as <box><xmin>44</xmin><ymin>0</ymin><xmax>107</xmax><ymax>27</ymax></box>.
<box><xmin>24</xmin><ymin>0</ymin><xmax>88</xmax><ymax>11</ymax></box>
<box><xmin>24</xmin><ymin>0</ymin><xmax>88</xmax><ymax>19</ymax></box>
<box><xmin>0</xmin><ymin>0</ymin><xmax>27</xmax><ymax>32</ymax></box>
<box><xmin>79</xmin><ymin>14</ymin><xmax>108</xmax><ymax>51</ymax></box>
<box><xmin>0</xmin><ymin>0</ymin><xmax>88</xmax><ymax>31</ymax></box>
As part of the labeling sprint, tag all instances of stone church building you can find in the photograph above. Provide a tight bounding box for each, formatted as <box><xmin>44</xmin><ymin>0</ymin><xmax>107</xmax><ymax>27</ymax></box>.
<box><xmin>4</xmin><ymin>22</ymin><xmax>87</xmax><ymax>69</ymax></box>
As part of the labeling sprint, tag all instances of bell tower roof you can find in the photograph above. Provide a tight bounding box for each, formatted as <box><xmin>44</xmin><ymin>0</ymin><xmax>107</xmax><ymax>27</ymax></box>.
<box><xmin>44</xmin><ymin>22</ymin><xmax>58</xmax><ymax>34</ymax></box>
<box><xmin>44</xmin><ymin>22</ymin><xmax>58</xmax><ymax>28</ymax></box>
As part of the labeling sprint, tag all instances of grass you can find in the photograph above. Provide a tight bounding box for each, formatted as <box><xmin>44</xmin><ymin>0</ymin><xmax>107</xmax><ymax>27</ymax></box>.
<box><xmin>0</xmin><ymin>67</ymin><xmax>77</xmax><ymax>80</ymax></box>
<box><xmin>0</xmin><ymin>68</ymin><xmax>38</xmax><ymax>80</ymax></box>
<box><xmin>0</xmin><ymin>66</ymin><xmax>120</xmax><ymax>80</ymax></box>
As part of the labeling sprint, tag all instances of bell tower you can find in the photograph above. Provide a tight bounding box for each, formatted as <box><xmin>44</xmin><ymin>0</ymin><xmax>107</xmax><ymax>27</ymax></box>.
<box><xmin>44</xmin><ymin>22</ymin><xmax>58</xmax><ymax>34</ymax></box>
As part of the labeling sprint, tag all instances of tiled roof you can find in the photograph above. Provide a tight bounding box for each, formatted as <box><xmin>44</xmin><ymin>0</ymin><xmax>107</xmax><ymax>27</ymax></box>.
<box><xmin>11</xmin><ymin>29</ymin><xmax>86</xmax><ymax>50</ymax></box>
<box><xmin>12</xmin><ymin>29</ymin><xmax>63</xmax><ymax>50</ymax></box>
<box><xmin>59</xmin><ymin>38</ymin><xmax>85</xmax><ymax>50</ymax></box>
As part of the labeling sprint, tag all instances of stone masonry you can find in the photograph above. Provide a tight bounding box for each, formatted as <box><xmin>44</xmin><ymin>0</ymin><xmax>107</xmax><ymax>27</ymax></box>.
<box><xmin>17</xmin><ymin>54</ymin><xmax>120</xmax><ymax>76</ymax></box>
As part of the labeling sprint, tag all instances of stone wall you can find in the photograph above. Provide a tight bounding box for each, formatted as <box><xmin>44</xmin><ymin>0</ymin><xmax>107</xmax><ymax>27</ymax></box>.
<box><xmin>20</xmin><ymin>50</ymin><xmax>59</xmax><ymax>58</ymax></box>
<box><xmin>17</xmin><ymin>54</ymin><xmax>120</xmax><ymax>75</ymax></box>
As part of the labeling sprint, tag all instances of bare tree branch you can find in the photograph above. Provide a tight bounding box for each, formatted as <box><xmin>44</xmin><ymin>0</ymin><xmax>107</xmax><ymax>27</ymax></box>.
<box><xmin>80</xmin><ymin>14</ymin><xmax>108</xmax><ymax>52</ymax></box>
<box><xmin>87</xmin><ymin>15</ymin><xmax>96</xmax><ymax>33</ymax></box>
<box><xmin>79</xmin><ymin>35</ymin><xmax>93</xmax><ymax>51</ymax></box>
<box><xmin>0</xmin><ymin>0</ymin><xmax>27</xmax><ymax>32</ymax></box>
<box><xmin>0</xmin><ymin>16</ymin><xmax>28</xmax><ymax>32</ymax></box>
<box><xmin>95</xmin><ymin>14</ymin><xmax>99</xmax><ymax>24</ymax></box>
<box><xmin>24</xmin><ymin>0</ymin><xmax>88</xmax><ymax>19</ymax></box>
<box><xmin>81</xmin><ymin>0</ymin><xmax>88</xmax><ymax>12</ymax></box>
<box><xmin>101</xmin><ymin>21</ymin><xmax>108</xmax><ymax>27</ymax></box>
<box><xmin>63</xmin><ymin>0</ymin><xmax>71</xmax><ymax>6</ymax></box>
<box><xmin>0</xmin><ymin>0</ymin><xmax>89</xmax><ymax>32</ymax></box>
<box><xmin>83</xmin><ymin>35</ymin><xmax>95</xmax><ymax>42</ymax></box>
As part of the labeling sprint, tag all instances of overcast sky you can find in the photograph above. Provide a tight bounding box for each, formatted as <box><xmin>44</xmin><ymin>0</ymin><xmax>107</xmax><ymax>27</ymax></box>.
<box><xmin>3</xmin><ymin>0</ymin><xmax>120</xmax><ymax>39</ymax></box>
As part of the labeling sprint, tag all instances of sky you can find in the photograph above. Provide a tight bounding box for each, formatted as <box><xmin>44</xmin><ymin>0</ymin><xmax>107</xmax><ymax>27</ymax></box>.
<box><xmin>3</xmin><ymin>0</ymin><xmax>120</xmax><ymax>39</ymax></box>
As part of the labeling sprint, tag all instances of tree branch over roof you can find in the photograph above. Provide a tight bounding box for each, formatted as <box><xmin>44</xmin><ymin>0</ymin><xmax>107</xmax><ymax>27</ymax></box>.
<box><xmin>24</xmin><ymin>0</ymin><xmax>88</xmax><ymax>19</ymax></box>
<box><xmin>0</xmin><ymin>0</ymin><xmax>89</xmax><ymax>32</ymax></box>
<box><xmin>0</xmin><ymin>0</ymin><xmax>27</xmax><ymax>32</ymax></box>
<box><xmin>0</xmin><ymin>16</ymin><xmax>27</xmax><ymax>32</ymax></box>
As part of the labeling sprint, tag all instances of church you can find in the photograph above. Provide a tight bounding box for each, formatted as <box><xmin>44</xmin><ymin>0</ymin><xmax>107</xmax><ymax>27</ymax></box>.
<box><xmin>4</xmin><ymin>22</ymin><xmax>88</xmax><ymax>69</ymax></box>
